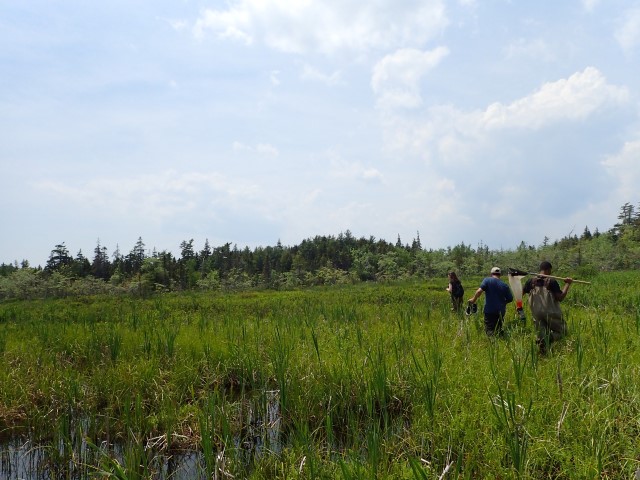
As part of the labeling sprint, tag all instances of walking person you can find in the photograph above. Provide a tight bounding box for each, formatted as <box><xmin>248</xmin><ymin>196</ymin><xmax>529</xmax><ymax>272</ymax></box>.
<box><xmin>446</xmin><ymin>271</ymin><xmax>464</xmax><ymax>312</ymax></box>
<box><xmin>523</xmin><ymin>261</ymin><xmax>573</xmax><ymax>353</ymax></box>
<box><xmin>468</xmin><ymin>267</ymin><xmax>514</xmax><ymax>336</ymax></box>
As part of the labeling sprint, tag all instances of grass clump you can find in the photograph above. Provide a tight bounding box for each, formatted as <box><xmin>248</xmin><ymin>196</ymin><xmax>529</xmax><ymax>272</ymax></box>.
<box><xmin>0</xmin><ymin>273</ymin><xmax>639</xmax><ymax>478</ymax></box>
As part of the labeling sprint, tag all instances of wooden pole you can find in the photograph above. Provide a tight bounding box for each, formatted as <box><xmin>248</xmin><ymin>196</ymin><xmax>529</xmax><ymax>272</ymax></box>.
<box><xmin>527</xmin><ymin>272</ymin><xmax>591</xmax><ymax>285</ymax></box>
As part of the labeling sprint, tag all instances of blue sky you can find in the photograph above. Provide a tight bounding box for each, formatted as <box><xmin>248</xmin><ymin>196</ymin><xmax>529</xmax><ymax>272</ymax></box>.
<box><xmin>2</xmin><ymin>0</ymin><xmax>639</xmax><ymax>267</ymax></box>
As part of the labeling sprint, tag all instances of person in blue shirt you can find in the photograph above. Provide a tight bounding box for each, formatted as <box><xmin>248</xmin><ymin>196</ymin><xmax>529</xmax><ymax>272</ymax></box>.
<box><xmin>468</xmin><ymin>267</ymin><xmax>514</xmax><ymax>336</ymax></box>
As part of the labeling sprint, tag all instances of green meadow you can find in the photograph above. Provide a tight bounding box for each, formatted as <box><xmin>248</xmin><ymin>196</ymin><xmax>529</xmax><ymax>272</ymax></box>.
<box><xmin>1</xmin><ymin>270</ymin><xmax>639</xmax><ymax>479</ymax></box>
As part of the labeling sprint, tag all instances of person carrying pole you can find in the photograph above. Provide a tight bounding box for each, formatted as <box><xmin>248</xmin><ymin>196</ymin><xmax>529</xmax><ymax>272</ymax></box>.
<box><xmin>523</xmin><ymin>261</ymin><xmax>573</xmax><ymax>354</ymax></box>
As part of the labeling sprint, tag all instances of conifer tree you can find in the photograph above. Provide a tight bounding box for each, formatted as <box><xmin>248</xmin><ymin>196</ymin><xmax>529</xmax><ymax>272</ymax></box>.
<box><xmin>91</xmin><ymin>240</ymin><xmax>111</xmax><ymax>280</ymax></box>
<box><xmin>45</xmin><ymin>243</ymin><xmax>72</xmax><ymax>273</ymax></box>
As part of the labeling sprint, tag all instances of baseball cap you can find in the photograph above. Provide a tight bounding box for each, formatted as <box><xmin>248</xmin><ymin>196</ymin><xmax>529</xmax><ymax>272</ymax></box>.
<box><xmin>490</xmin><ymin>267</ymin><xmax>501</xmax><ymax>275</ymax></box>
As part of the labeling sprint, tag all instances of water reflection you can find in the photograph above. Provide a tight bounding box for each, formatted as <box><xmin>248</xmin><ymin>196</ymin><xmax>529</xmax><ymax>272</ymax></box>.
<box><xmin>0</xmin><ymin>389</ymin><xmax>282</xmax><ymax>479</ymax></box>
<box><xmin>0</xmin><ymin>437</ymin><xmax>205</xmax><ymax>480</ymax></box>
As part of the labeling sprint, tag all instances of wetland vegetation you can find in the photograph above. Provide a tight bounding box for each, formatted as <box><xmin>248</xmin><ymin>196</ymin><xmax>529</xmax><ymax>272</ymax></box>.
<box><xmin>1</xmin><ymin>270</ymin><xmax>640</xmax><ymax>478</ymax></box>
<box><xmin>1</xmin><ymin>202</ymin><xmax>639</xmax><ymax>477</ymax></box>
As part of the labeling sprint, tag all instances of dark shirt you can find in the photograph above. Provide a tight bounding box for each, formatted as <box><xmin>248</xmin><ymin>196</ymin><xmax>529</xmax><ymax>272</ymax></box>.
<box><xmin>523</xmin><ymin>276</ymin><xmax>561</xmax><ymax>296</ymax></box>
<box><xmin>450</xmin><ymin>280</ymin><xmax>464</xmax><ymax>298</ymax></box>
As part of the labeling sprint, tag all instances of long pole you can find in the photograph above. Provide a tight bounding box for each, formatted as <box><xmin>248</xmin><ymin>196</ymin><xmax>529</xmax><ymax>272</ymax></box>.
<box><xmin>526</xmin><ymin>272</ymin><xmax>591</xmax><ymax>285</ymax></box>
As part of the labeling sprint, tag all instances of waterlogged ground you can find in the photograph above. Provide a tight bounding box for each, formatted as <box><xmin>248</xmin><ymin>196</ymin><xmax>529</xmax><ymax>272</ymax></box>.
<box><xmin>0</xmin><ymin>385</ymin><xmax>282</xmax><ymax>479</ymax></box>
<box><xmin>0</xmin><ymin>272</ymin><xmax>640</xmax><ymax>479</ymax></box>
<box><xmin>0</xmin><ymin>438</ymin><xmax>204</xmax><ymax>480</ymax></box>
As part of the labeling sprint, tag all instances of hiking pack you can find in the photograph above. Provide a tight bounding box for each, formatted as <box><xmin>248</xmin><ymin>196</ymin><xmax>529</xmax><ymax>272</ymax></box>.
<box><xmin>528</xmin><ymin>277</ymin><xmax>563</xmax><ymax>320</ymax></box>
<box><xmin>452</xmin><ymin>281</ymin><xmax>464</xmax><ymax>298</ymax></box>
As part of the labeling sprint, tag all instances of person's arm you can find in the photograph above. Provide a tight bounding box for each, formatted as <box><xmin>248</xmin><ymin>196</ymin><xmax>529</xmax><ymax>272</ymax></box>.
<box><xmin>555</xmin><ymin>278</ymin><xmax>573</xmax><ymax>301</ymax></box>
<box><xmin>469</xmin><ymin>287</ymin><xmax>483</xmax><ymax>303</ymax></box>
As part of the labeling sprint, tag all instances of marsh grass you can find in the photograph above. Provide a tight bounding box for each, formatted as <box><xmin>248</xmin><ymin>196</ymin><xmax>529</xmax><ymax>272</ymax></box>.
<box><xmin>1</xmin><ymin>273</ymin><xmax>640</xmax><ymax>478</ymax></box>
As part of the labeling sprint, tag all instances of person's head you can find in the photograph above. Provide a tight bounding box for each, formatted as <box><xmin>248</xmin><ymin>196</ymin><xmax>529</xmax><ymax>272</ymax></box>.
<box><xmin>539</xmin><ymin>261</ymin><xmax>552</xmax><ymax>273</ymax></box>
<box><xmin>490</xmin><ymin>266</ymin><xmax>501</xmax><ymax>277</ymax></box>
<box><xmin>448</xmin><ymin>271</ymin><xmax>459</xmax><ymax>281</ymax></box>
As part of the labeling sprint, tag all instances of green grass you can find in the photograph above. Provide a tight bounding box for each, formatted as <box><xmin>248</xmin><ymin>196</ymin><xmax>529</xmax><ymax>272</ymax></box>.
<box><xmin>0</xmin><ymin>272</ymin><xmax>639</xmax><ymax>478</ymax></box>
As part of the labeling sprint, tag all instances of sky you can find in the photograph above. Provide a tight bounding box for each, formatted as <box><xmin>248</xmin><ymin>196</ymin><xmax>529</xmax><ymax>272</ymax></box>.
<box><xmin>2</xmin><ymin>0</ymin><xmax>640</xmax><ymax>267</ymax></box>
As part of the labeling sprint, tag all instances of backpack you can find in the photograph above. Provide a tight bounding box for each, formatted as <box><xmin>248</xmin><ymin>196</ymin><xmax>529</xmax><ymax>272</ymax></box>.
<box><xmin>528</xmin><ymin>277</ymin><xmax>563</xmax><ymax>321</ymax></box>
<box><xmin>452</xmin><ymin>281</ymin><xmax>464</xmax><ymax>298</ymax></box>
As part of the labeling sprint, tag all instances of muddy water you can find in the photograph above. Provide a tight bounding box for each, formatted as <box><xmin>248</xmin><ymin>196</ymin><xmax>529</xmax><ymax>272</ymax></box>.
<box><xmin>0</xmin><ymin>437</ymin><xmax>206</xmax><ymax>480</ymax></box>
<box><xmin>0</xmin><ymin>390</ymin><xmax>281</xmax><ymax>479</ymax></box>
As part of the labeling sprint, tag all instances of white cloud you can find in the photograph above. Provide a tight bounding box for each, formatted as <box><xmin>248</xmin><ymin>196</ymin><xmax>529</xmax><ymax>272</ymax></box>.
<box><xmin>602</xmin><ymin>138</ymin><xmax>640</xmax><ymax>203</ymax></box>
<box><xmin>362</xmin><ymin>168</ymin><xmax>384</xmax><ymax>181</ymax></box>
<box><xmin>157</xmin><ymin>16</ymin><xmax>189</xmax><ymax>31</ymax></box>
<box><xmin>615</xmin><ymin>8</ymin><xmax>640</xmax><ymax>53</ymax></box>
<box><xmin>372</xmin><ymin>66</ymin><xmax>632</xmax><ymax>246</ymax></box>
<box><xmin>5</xmin><ymin>0</ymin><xmax>640</xmax><ymax>266</ymax></box>
<box><xmin>503</xmin><ymin>38</ymin><xmax>555</xmax><ymax>62</ymax></box>
<box><xmin>33</xmin><ymin>171</ymin><xmax>262</xmax><ymax>221</ymax></box>
<box><xmin>169</xmin><ymin>19</ymin><xmax>189</xmax><ymax>31</ymax></box>
<box><xmin>270</xmin><ymin>70</ymin><xmax>281</xmax><ymax>86</ymax></box>
<box><xmin>233</xmin><ymin>141</ymin><xmax>280</xmax><ymax>156</ymax></box>
<box><xmin>372</xmin><ymin>47</ymin><xmax>449</xmax><ymax>109</ymax></box>
<box><xmin>194</xmin><ymin>7</ymin><xmax>253</xmax><ymax>44</ymax></box>
<box><xmin>193</xmin><ymin>0</ymin><xmax>448</xmax><ymax>55</ymax></box>
<box><xmin>256</xmin><ymin>144</ymin><xmax>280</xmax><ymax>156</ymax></box>
<box><xmin>303</xmin><ymin>188</ymin><xmax>322</xmax><ymax>204</ymax></box>
<box><xmin>300</xmin><ymin>65</ymin><xmax>343</xmax><ymax>86</ymax></box>
<box><xmin>581</xmin><ymin>0</ymin><xmax>600</xmax><ymax>13</ymax></box>
<box><xmin>380</xmin><ymin>67</ymin><xmax>629</xmax><ymax>170</ymax></box>
<box><xmin>480</xmin><ymin>67</ymin><xmax>628</xmax><ymax>130</ymax></box>
<box><xmin>329</xmin><ymin>154</ymin><xmax>384</xmax><ymax>183</ymax></box>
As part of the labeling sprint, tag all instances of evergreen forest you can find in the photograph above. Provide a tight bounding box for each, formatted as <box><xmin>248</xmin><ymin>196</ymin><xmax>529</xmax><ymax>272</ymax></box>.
<box><xmin>1</xmin><ymin>202</ymin><xmax>639</xmax><ymax>300</ymax></box>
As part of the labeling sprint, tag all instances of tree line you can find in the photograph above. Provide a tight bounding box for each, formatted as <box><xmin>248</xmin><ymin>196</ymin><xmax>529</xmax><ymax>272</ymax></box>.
<box><xmin>1</xmin><ymin>202</ymin><xmax>639</xmax><ymax>300</ymax></box>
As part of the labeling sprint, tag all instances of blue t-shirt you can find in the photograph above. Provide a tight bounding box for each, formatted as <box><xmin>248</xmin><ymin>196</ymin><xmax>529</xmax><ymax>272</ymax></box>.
<box><xmin>479</xmin><ymin>276</ymin><xmax>514</xmax><ymax>314</ymax></box>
